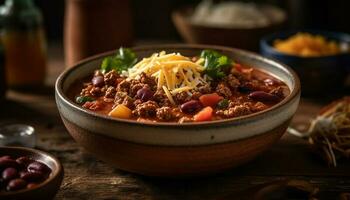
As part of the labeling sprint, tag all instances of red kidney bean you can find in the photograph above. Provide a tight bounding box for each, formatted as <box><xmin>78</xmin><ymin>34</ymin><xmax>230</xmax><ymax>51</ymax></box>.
<box><xmin>27</xmin><ymin>183</ymin><xmax>38</xmax><ymax>189</ymax></box>
<box><xmin>0</xmin><ymin>155</ymin><xmax>52</xmax><ymax>192</ymax></box>
<box><xmin>180</xmin><ymin>100</ymin><xmax>202</xmax><ymax>114</ymax></box>
<box><xmin>0</xmin><ymin>158</ymin><xmax>19</xmax><ymax>169</ymax></box>
<box><xmin>0</xmin><ymin>156</ymin><xmax>11</xmax><ymax>161</ymax></box>
<box><xmin>6</xmin><ymin>178</ymin><xmax>27</xmax><ymax>191</ymax></box>
<box><xmin>248</xmin><ymin>91</ymin><xmax>280</xmax><ymax>102</ymax></box>
<box><xmin>16</xmin><ymin>156</ymin><xmax>33</xmax><ymax>168</ymax></box>
<box><xmin>136</xmin><ymin>87</ymin><xmax>154</xmax><ymax>102</ymax></box>
<box><xmin>92</xmin><ymin>75</ymin><xmax>105</xmax><ymax>87</ymax></box>
<box><xmin>27</xmin><ymin>161</ymin><xmax>50</xmax><ymax>173</ymax></box>
<box><xmin>20</xmin><ymin>171</ymin><xmax>44</xmax><ymax>182</ymax></box>
<box><xmin>2</xmin><ymin>167</ymin><xmax>18</xmax><ymax>181</ymax></box>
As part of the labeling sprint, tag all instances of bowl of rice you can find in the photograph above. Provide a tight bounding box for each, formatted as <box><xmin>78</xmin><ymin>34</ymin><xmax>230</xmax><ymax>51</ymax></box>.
<box><xmin>172</xmin><ymin>0</ymin><xmax>286</xmax><ymax>51</ymax></box>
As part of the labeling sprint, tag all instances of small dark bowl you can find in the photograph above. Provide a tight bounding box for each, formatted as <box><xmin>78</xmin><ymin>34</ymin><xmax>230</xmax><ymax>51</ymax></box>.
<box><xmin>260</xmin><ymin>30</ymin><xmax>350</xmax><ymax>96</ymax></box>
<box><xmin>0</xmin><ymin>147</ymin><xmax>64</xmax><ymax>200</ymax></box>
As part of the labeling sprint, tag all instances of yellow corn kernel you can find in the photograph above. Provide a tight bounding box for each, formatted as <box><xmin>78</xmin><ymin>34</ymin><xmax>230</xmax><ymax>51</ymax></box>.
<box><xmin>108</xmin><ymin>104</ymin><xmax>132</xmax><ymax>119</ymax></box>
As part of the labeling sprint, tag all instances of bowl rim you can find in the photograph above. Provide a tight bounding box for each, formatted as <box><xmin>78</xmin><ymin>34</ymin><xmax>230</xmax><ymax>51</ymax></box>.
<box><xmin>55</xmin><ymin>44</ymin><xmax>300</xmax><ymax>128</ymax></box>
<box><xmin>172</xmin><ymin>5</ymin><xmax>287</xmax><ymax>31</ymax></box>
<box><xmin>0</xmin><ymin>146</ymin><xmax>63</xmax><ymax>197</ymax></box>
<box><xmin>260</xmin><ymin>29</ymin><xmax>350</xmax><ymax>59</ymax></box>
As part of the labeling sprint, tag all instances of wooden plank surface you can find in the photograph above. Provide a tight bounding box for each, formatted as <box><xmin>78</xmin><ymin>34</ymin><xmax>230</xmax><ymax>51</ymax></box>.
<box><xmin>2</xmin><ymin>92</ymin><xmax>350</xmax><ymax>199</ymax></box>
<box><xmin>1</xmin><ymin>46</ymin><xmax>350</xmax><ymax>199</ymax></box>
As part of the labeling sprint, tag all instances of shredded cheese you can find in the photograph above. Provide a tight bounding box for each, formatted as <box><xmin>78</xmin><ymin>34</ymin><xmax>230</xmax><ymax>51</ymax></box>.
<box><xmin>127</xmin><ymin>52</ymin><xmax>208</xmax><ymax>103</ymax></box>
<box><xmin>162</xmin><ymin>86</ymin><xmax>175</xmax><ymax>105</ymax></box>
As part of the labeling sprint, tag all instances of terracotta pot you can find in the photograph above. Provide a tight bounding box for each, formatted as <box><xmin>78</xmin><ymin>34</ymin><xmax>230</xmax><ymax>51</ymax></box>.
<box><xmin>55</xmin><ymin>44</ymin><xmax>300</xmax><ymax>177</ymax></box>
<box><xmin>64</xmin><ymin>0</ymin><xmax>133</xmax><ymax>67</ymax></box>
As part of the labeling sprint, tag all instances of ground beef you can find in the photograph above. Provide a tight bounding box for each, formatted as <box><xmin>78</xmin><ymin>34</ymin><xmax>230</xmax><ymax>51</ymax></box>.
<box><xmin>178</xmin><ymin>116</ymin><xmax>193</xmax><ymax>123</ymax></box>
<box><xmin>228</xmin><ymin>100</ymin><xmax>237</xmax><ymax>108</ymax></box>
<box><xmin>160</xmin><ymin>99</ymin><xmax>172</xmax><ymax>107</ymax></box>
<box><xmin>252</xmin><ymin>102</ymin><xmax>268</xmax><ymax>112</ymax></box>
<box><xmin>140</xmin><ymin>72</ymin><xmax>157</xmax><ymax>89</ymax></box>
<box><xmin>227</xmin><ymin>74</ymin><xmax>240</xmax><ymax>89</ymax></box>
<box><xmin>100</xmin><ymin>85</ymin><xmax>108</xmax><ymax>93</ymax></box>
<box><xmin>174</xmin><ymin>91</ymin><xmax>191</xmax><ymax>104</ymax></box>
<box><xmin>104</xmin><ymin>70</ymin><xmax>119</xmax><ymax>86</ymax></box>
<box><xmin>156</xmin><ymin>107</ymin><xmax>174</xmax><ymax>121</ymax></box>
<box><xmin>116</xmin><ymin>78</ymin><xmax>125</xmax><ymax>85</ymax></box>
<box><xmin>198</xmin><ymin>84</ymin><xmax>211</xmax><ymax>94</ymax></box>
<box><xmin>228</xmin><ymin>96</ymin><xmax>246</xmax><ymax>108</ymax></box>
<box><xmin>80</xmin><ymin>83</ymin><xmax>93</xmax><ymax>96</ymax></box>
<box><xmin>172</xmin><ymin>107</ymin><xmax>184</xmax><ymax>119</ymax></box>
<box><xmin>232</xmin><ymin>70</ymin><xmax>248</xmax><ymax>82</ymax></box>
<box><xmin>117</xmin><ymin>80</ymin><xmax>131</xmax><ymax>93</ymax></box>
<box><xmin>231</xmin><ymin>104</ymin><xmax>252</xmax><ymax>117</ymax></box>
<box><xmin>239</xmin><ymin>80</ymin><xmax>269</xmax><ymax>93</ymax></box>
<box><xmin>82</xmin><ymin>101</ymin><xmax>104</xmax><ymax>111</ymax></box>
<box><xmin>132</xmin><ymin>101</ymin><xmax>158</xmax><ymax>118</ymax></box>
<box><xmin>270</xmin><ymin>86</ymin><xmax>287</xmax><ymax>99</ymax></box>
<box><xmin>105</xmin><ymin>86</ymin><xmax>116</xmax><ymax>98</ymax></box>
<box><xmin>217</xmin><ymin>103</ymin><xmax>252</xmax><ymax>118</ymax></box>
<box><xmin>216</xmin><ymin>83</ymin><xmax>232</xmax><ymax>98</ymax></box>
<box><xmin>153</xmin><ymin>89</ymin><xmax>165</xmax><ymax>102</ymax></box>
<box><xmin>114</xmin><ymin>91</ymin><xmax>128</xmax><ymax>104</ymax></box>
<box><xmin>191</xmin><ymin>91</ymin><xmax>202</xmax><ymax>100</ymax></box>
<box><xmin>153</xmin><ymin>89</ymin><xmax>172</xmax><ymax>106</ymax></box>
<box><xmin>130</xmin><ymin>79</ymin><xmax>141</xmax><ymax>85</ymax></box>
<box><xmin>133</xmin><ymin>99</ymin><xmax>143</xmax><ymax>107</ymax></box>
<box><xmin>122</xmin><ymin>96</ymin><xmax>135</xmax><ymax>109</ymax></box>
<box><xmin>242</xmin><ymin>80</ymin><xmax>258</xmax><ymax>92</ymax></box>
<box><xmin>103</xmin><ymin>97</ymin><xmax>114</xmax><ymax>103</ymax></box>
<box><xmin>90</xmin><ymin>87</ymin><xmax>103</xmax><ymax>97</ymax></box>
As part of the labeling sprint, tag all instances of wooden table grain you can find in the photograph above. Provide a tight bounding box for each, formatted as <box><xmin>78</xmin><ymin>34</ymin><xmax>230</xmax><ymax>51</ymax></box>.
<box><xmin>1</xmin><ymin>46</ymin><xmax>350</xmax><ymax>200</ymax></box>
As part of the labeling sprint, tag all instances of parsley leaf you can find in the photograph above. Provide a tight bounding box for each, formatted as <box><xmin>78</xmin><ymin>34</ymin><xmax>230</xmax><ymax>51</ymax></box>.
<box><xmin>101</xmin><ymin>47</ymin><xmax>137</xmax><ymax>74</ymax></box>
<box><xmin>200</xmin><ymin>50</ymin><xmax>233</xmax><ymax>79</ymax></box>
<box><xmin>76</xmin><ymin>96</ymin><xmax>94</xmax><ymax>104</ymax></box>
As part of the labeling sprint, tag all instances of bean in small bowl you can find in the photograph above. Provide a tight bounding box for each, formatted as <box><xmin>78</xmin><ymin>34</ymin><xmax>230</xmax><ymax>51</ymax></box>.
<box><xmin>0</xmin><ymin>147</ymin><xmax>63</xmax><ymax>200</ymax></box>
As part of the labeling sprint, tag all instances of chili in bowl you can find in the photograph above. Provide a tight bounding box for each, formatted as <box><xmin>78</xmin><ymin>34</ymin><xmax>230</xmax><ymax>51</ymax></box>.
<box><xmin>55</xmin><ymin>44</ymin><xmax>300</xmax><ymax>176</ymax></box>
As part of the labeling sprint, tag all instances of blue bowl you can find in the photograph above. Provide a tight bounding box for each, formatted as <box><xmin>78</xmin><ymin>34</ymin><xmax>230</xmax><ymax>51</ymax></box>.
<box><xmin>260</xmin><ymin>30</ymin><xmax>350</xmax><ymax>96</ymax></box>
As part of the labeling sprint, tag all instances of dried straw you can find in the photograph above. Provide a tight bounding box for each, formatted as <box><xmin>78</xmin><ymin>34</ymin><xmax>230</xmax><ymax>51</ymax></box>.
<box><xmin>308</xmin><ymin>97</ymin><xmax>350</xmax><ymax>167</ymax></box>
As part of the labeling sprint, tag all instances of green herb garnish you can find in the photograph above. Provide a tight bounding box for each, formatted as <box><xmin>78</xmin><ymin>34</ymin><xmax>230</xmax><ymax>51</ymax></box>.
<box><xmin>101</xmin><ymin>47</ymin><xmax>137</xmax><ymax>74</ymax></box>
<box><xmin>200</xmin><ymin>50</ymin><xmax>233</xmax><ymax>79</ymax></box>
<box><xmin>76</xmin><ymin>96</ymin><xmax>94</xmax><ymax>104</ymax></box>
<box><xmin>217</xmin><ymin>99</ymin><xmax>229</xmax><ymax>109</ymax></box>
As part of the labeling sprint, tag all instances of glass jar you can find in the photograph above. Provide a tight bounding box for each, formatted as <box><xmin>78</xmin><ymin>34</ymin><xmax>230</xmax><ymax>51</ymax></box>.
<box><xmin>0</xmin><ymin>0</ymin><xmax>47</xmax><ymax>88</ymax></box>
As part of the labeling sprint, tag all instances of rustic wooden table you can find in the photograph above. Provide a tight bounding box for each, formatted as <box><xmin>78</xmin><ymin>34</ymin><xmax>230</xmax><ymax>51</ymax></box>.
<box><xmin>1</xmin><ymin>46</ymin><xmax>350</xmax><ymax>200</ymax></box>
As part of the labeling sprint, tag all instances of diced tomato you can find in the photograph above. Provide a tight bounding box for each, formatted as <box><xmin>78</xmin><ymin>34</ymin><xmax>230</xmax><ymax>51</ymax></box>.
<box><xmin>199</xmin><ymin>93</ymin><xmax>223</xmax><ymax>107</ymax></box>
<box><xmin>235</xmin><ymin>63</ymin><xmax>243</xmax><ymax>72</ymax></box>
<box><xmin>82</xmin><ymin>101</ymin><xmax>104</xmax><ymax>111</ymax></box>
<box><xmin>194</xmin><ymin>106</ymin><xmax>213</xmax><ymax>122</ymax></box>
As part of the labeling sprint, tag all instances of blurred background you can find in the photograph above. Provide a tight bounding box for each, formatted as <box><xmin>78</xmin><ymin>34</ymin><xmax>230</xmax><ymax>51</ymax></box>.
<box><xmin>0</xmin><ymin>0</ymin><xmax>349</xmax><ymax>96</ymax></box>
<box><xmin>26</xmin><ymin>0</ymin><xmax>350</xmax><ymax>44</ymax></box>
